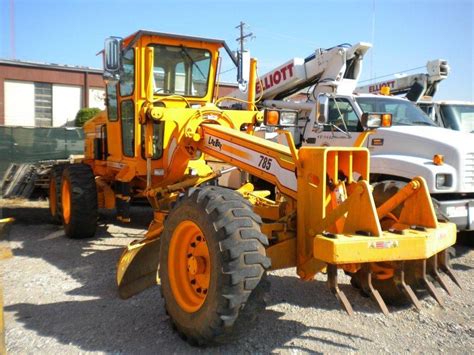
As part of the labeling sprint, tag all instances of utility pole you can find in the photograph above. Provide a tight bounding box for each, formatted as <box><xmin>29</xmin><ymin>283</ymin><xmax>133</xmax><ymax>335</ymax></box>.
<box><xmin>235</xmin><ymin>22</ymin><xmax>254</xmax><ymax>88</ymax></box>
<box><xmin>235</xmin><ymin>21</ymin><xmax>253</xmax><ymax>55</ymax></box>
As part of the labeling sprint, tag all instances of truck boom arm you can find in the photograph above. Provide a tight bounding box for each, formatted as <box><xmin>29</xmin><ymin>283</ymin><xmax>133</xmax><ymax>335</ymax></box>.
<box><xmin>355</xmin><ymin>59</ymin><xmax>449</xmax><ymax>102</ymax></box>
<box><xmin>227</xmin><ymin>43</ymin><xmax>371</xmax><ymax>103</ymax></box>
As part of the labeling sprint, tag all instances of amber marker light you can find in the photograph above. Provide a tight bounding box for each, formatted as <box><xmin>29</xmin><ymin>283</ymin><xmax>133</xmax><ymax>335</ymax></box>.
<box><xmin>265</xmin><ymin>110</ymin><xmax>280</xmax><ymax>126</ymax></box>
<box><xmin>433</xmin><ymin>154</ymin><xmax>444</xmax><ymax>166</ymax></box>
<box><xmin>381</xmin><ymin>113</ymin><xmax>392</xmax><ymax>127</ymax></box>
<box><xmin>380</xmin><ymin>86</ymin><xmax>391</xmax><ymax>95</ymax></box>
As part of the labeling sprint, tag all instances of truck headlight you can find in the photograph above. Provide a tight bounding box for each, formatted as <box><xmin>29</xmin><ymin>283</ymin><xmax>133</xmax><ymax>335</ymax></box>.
<box><xmin>436</xmin><ymin>173</ymin><xmax>452</xmax><ymax>188</ymax></box>
<box><xmin>280</xmin><ymin>111</ymin><xmax>298</xmax><ymax>126</ymax></box>
<box><xmin>264</xmin><ymin>109</ymin><xmax>298</xmax><ymax>127</ymax></box>
<box><xmin>360</xmin><ymin>112</ymin><xmax>392</xmax><ymax>129</ymax></box>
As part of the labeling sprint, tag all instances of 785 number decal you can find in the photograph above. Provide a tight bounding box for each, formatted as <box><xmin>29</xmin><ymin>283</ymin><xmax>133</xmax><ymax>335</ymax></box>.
<box><xmin>258</xmin><ymin>155</ymin><xmax>272</xmax><ymax>171</ymax></box>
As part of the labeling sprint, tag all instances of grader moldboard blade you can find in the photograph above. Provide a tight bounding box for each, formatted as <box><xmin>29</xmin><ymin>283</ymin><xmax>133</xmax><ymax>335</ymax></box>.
<box><xmin>117</xmin><ymin>237</ymin><xmax>161</xmax><ymax>299</ymax></box>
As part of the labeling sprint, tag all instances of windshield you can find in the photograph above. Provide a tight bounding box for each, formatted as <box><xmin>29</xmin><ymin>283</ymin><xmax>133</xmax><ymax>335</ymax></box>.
<box><xmin>443</xmin><ymin>105</ymin><xmax>474</xmax><ymax>133</ymax></box>
<box><xmin>356</xmin><ymin>97</ymin><xmax>436</xmax><ymax>126</ymax></box>
<box><xmin>150</xmin><ymin>44</ymin><xmax>211</xmax><ymax>97</ymax></box>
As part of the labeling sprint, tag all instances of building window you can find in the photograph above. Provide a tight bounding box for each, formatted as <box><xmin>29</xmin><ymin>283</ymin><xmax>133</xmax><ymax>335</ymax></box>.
<box><xmin>35</xmin><ymin>82</ymin><xmax>52</xmax><ymax>127</ymax></box>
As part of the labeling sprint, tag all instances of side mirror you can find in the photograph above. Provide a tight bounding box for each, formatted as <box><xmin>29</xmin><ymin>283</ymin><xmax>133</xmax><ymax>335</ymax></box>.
<box><xmin>361</xmin><ymin>112</ymin><xmax>392</xmax><ymax>129</ymax></box>
<box><xmin>316</xmin><ymin>94</ymin><xmax>329</xmax><ymax>124</ymax></box>
<box><xmin>103</xmin><ymin>37</ymin><xmax>123</xmax><ymax>84</ymax></box>
<box><xmin>237</xmin><ymin>50</ymin><xmax>250</xmax><ymax>92</ymax></box>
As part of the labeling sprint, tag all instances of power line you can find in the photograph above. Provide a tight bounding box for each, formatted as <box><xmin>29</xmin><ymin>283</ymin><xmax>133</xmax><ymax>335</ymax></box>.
<box><xmin>251</xmin><ymin>26</ymin><xmax>319</xmax><ymax>46</ymax></box>
<box><xmin>359</xmin><ymin>65</ymin><xmax>426</xmax><ymax>83</ymax></box>
<box><xmin>220</xmin><ymin>67</ymin><xmax>236</xmax><ymax>74</ymax></box>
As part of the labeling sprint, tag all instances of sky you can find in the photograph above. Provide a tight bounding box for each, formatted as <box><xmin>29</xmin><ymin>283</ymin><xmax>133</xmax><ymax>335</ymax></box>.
<box><xmin>0</xmin><ymin>0</ymin><xmax>473</xmax><ymax>101</ymax></box>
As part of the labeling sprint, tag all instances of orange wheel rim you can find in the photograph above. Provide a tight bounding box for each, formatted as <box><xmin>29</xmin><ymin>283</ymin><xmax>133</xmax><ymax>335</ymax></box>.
<box><xmin>62</xmin><ymin>179</ymin><xmax>71</xmax><ymax>224</ymax></box>
<box><xmin>168</xmin><ymin>220</ymin><xmax>210</xmax><ymax>313</ymax></box>
<box><xmin>49</xmin><ymin>178</ymin><xmax>57</xmax><ymax>216</ymax></box>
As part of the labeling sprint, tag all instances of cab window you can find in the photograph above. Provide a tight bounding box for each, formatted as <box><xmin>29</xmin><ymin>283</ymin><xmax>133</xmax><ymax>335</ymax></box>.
<box><xmin>150</xmin><ymin>44</ymin><xmax>211</xmax><ymax>97</ymax></box>
<box><xmin>324</xmin><ymin>98</ymin><xmax>360</xmax><ymax>132</ymax></box>
<box><xmin>106</xmin><ymin>83</ymin><xmax>118</xmax><ymax>121</ymax></box>
<box><xmin>121</xmin><ymin>100</ymin><xmax>135</xmax><ymax>157</ymax></box>
<box><xmin>119</xmin><ymin>49</ymin><xmax>135</xmax><ymax>97</ymax></box>
<box><xmin>357</xmin><ymin>97</ymin><xmax>435</xmax><ymax>126</ymax></box>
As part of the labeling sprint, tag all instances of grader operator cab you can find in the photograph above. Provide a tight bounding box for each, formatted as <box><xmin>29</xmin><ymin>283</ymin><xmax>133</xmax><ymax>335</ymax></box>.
<box><xmin>48</xmin><ymin>30</ymin><xmax>460</xmax><ymax>346</ymax></box>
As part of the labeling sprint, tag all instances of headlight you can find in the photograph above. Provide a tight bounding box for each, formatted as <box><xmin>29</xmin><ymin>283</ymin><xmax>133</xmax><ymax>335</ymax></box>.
<box><xmin>436</xmin><ymin>173</ymin><xmax>452</xmax><ymax>188</ymax></box>
<box><xmin>360</xmin><ymin>112</ymin><xmax>392</xmax><ymax>129</ymax></box>
<box><xmin>280</xmin><ymin>111</ymin><xmax>298</xmax><ymax>126</ymax></box>
<box><xmin>263</xmin><ymin>109</ymin><xmax>298</xmax><ymax>127</ymax></box>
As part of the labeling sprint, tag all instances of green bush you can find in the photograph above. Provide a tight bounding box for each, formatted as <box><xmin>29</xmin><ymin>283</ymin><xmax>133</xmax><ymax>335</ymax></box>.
<box><xmin>75</xmin><ymin>107</ymin><xmax>102</xmax><ymax>127</ymax></box>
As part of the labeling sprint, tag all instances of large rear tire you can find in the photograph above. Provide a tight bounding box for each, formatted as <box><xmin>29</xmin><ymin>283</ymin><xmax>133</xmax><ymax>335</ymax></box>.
<box><xmin>61</xmin><ymin>164</ymin><xmax>98</xmax><ymax>239</ymax></box>
<box><xmin>49</xmin><ymin>165</ymin><xmax>66</xmax><ymax>224</ymax></box>
<box><xmin>159</xmin><ymin>186</ymin><xmax>270</xmax><ymax>346</ymax></box>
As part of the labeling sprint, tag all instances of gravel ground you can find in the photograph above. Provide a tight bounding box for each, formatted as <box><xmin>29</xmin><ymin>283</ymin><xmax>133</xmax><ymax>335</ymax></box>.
<box><xmin>0</xmin><ymin>200</ymin><xmax>473</xmax><ymax>354</ymax></box>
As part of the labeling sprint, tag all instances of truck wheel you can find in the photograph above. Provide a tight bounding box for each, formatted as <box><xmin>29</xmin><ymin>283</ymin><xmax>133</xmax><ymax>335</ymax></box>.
<box><xmin>373</xmin><ymin>180</ymin><xmax>447</xmax><ymax>223</ymax></box>
<box><xmin>61</xmin><ymin>164</ymin><xmax>98</xmax><ymax>239</ymax></box>
<box><xmin>159</xmin><ymin>186</ymin><xmax>270</xmax><ymax>346</ymax></box>
<box><xmin>49</xmin><ymin>165</ymin><xmax>66</xmax><ymax>224</ymax></box>
<box><xmin>372</xmin><ymin>180</ymin><xmax>407</xmax><ymax>219</ymax></box>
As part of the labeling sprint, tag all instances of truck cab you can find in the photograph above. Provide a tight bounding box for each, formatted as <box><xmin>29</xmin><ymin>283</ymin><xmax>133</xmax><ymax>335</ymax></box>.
<box><xmin>419</xmin><ymin>100</ymin><xmax>474</xmax><ymax>134</ymax></box>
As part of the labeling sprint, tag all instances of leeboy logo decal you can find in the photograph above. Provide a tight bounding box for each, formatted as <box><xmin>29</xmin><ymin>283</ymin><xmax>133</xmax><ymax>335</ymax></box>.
<box><xmin>207</xmin><ymin>137</ymin><xmax>222</xmax><ymax>150</ymax></box>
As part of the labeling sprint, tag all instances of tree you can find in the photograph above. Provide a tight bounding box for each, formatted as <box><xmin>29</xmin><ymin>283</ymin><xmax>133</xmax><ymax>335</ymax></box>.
<box><xmin>75</xmin><ymin>107</ymin><xmax>101</xmax><ymax>127</ymax></box>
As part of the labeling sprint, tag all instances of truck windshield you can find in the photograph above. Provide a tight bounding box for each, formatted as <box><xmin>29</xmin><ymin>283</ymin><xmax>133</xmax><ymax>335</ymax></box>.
<box><xmin>356</xmin><ymin>97</ymin><xmax>436</xmax><ymax>127</ymax></box>
<box><xmin>150</xmin><ymin>44</ymin><xmax>211</xmax><ymax>98</ymax></box>
<box><xmin>441</xmin><ymin>104</ymin><xmax>474</xmax><ymax>133</ymax></box>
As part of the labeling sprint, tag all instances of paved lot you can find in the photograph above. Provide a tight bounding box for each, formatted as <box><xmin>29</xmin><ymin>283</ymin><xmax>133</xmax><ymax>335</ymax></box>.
<box><xmin>1</xmin><ymin>200</ymin><xmax>473</xmax><ymax>353</ymax></box>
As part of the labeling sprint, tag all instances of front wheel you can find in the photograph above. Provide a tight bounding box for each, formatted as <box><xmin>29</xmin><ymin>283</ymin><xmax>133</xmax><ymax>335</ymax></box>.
<box><xmin>159</xmin><ymin>186</ymin><xmax>270</xmax><ymax>346</ymax></box>
<box><xmin>61</xmin><ymin>164</ymin><xmax>98</xmax><ymax>239</ymax></box>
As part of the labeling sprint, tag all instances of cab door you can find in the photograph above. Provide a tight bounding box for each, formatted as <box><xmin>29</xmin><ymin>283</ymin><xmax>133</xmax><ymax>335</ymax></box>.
<box><xmin>104</xmin><ymin>48</ymin><xmax>136</xmax><ymax>164</ymax></box>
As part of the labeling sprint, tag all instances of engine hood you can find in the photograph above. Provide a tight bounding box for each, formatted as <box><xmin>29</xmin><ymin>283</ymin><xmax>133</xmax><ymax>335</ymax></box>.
<box><xmin>368</xmin><ymin>126</ymin><xmax>474</xmax><ymax>159</ymax></box>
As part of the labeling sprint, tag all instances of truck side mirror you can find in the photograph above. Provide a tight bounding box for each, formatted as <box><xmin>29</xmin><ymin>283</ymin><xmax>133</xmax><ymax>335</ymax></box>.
<box><xmin>103</xmin><ymin>37</ymin><xmax>123</xmax><ymax>84</ymax></box>
<box><xmin>316</xmin><ymin>94</ymin><xmax>329</xmax><ymax>124</ymax></box>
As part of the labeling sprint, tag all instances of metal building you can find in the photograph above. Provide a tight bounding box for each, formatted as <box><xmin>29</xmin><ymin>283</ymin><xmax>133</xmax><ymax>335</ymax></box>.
<box><xmin>0</xmin><ymin>59</ymin><xmax>105</xmax><ymax>127</ymax></box>
<box><xmin>0</xmin><ymin>59</ymin><xmax>239</xmax><ymax>128</ymax></box>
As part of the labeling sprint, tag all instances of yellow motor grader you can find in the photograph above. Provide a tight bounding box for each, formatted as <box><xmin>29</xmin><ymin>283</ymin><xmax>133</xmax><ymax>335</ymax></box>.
<box><xmin>48</xmin><ymin>30</ymin><xmax>460</xmax><ymax>345</ymax></box>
